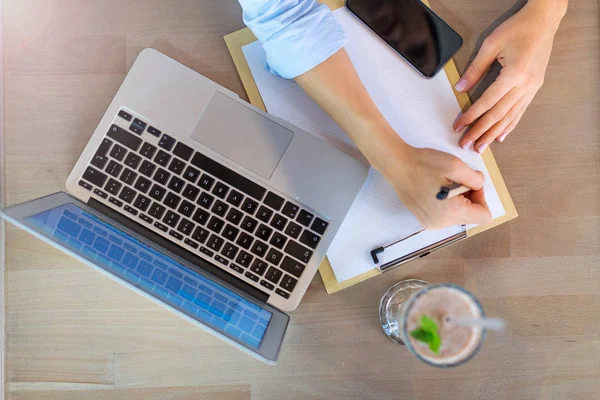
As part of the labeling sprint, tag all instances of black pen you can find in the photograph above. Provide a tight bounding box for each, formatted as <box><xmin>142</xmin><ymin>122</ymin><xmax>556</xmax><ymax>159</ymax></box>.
<box><xmin>436</xmin><ymin>182</ymin><xmax>470</xmax><ymax>200</ymax></box>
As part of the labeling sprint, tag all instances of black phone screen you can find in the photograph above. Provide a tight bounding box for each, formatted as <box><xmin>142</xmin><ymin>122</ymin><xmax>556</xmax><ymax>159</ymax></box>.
<box><xmin>346</xmin><ymin>0</ymin><xmax>463</xmax><ymax>78</ymax></box>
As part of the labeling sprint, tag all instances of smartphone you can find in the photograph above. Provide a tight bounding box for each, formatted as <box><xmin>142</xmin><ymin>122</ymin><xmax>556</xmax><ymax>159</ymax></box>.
<box><xmin>346</xmin><ymin>0</ymin><xmax>463</xmax><ymax>78</ymax></box>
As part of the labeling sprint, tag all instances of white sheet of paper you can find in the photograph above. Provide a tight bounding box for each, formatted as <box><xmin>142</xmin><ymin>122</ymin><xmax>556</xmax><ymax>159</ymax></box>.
<box><xmin>242</xmin><ymin>8</ymin><xmax>505</xmax><ymax>283</ymax></box>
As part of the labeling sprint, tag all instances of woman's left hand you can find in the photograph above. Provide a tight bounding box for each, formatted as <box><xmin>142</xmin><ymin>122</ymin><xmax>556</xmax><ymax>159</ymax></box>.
<box><xmin>452</xmin><ymin>0</ymin><xmax>567</xmax><ymax>153</ymax></box>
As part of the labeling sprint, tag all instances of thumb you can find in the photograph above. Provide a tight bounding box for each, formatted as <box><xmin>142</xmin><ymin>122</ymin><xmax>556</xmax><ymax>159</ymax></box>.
<box><xmin>457</xmin><ymin>188</ymin><xmax>492</xmax><ymax>226</ymax></box>
<box><xmin>455</xmin><ymin>39</ymin><xmax>498</xmax><ymax>92</ymax></box>
<box><xmin>445</xmin><ymin>158</ymin><xmax>485</xmax><ymax>191</ymax></box>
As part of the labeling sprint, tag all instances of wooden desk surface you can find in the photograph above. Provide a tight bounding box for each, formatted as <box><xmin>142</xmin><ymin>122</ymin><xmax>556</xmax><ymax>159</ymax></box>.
<box><xmin>2</xmin><ymin>0</ymin><xmax>599</xmax><ymax>399</ymax></box>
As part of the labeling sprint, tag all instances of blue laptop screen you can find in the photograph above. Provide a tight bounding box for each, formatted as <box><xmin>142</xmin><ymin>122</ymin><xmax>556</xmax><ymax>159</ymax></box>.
<box><xmin>25</xmin><ymin>203</ymin><xmax>272</xmax><ymax>349</ymax></box>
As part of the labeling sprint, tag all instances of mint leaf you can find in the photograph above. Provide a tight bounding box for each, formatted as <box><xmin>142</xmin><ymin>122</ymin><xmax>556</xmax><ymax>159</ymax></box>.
<box><xmin>409</xmin><ymin>315</ymin><xmax>442</xmax><ymax>354</ymax></box>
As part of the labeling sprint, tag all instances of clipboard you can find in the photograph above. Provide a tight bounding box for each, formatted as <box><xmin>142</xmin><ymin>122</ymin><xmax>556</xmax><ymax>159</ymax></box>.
<box><xmin>224</xmin><ymin>0</ymin><xmax>517</xmax><ymax>294</ymax></box>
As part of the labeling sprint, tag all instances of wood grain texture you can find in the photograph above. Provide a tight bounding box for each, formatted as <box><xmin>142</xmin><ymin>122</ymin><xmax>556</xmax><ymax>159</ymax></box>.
<box><xmin>2</xmin><ymin>0</ymin><xmax>599</xmax><ymax>399</ymax></box>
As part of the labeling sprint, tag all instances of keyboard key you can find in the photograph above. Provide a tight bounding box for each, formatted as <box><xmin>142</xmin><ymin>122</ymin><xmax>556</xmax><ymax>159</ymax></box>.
<box><xmin>105</xmin><ymin>178</ymin><xmax>122</xmax><ymax>195</ymax></box>
<box><xmin>207</xmin><ymin>216</ymin><xmax>225</xmax><ymax>233</ymax></box>
<box><xmin>165</xmin><ymin>276</ymin><xmax>183</xmax><ymax>293</ymax></box>
<box><xmin>173</xmin><ymin>142</ymin><xmax>194</xmax><ymax>161</ymax></box>
<box><xmin>221</xmin><ymin>242</ymin><xmax>239</xmax><ymax>260</ymax></box>
<box><xmin>124</xmin><ymin>205</ymin><xmax>138</xmax><ymax>215</ymax></box>
<box><xmin>241</xmin><ymin>216</ymin><xmax>258</xmax><ymax>234</ymax></box>
<box><xmin>178</xmin><ymin>200</ymin><xmax>195</xmax><ymax>217</ymax></box>
<box><xmin>148</xmin><ymin>202</ymin><xmax>166</xmax><ymax>219</ymax></box>
<box><xmin>118</xmin><ymin>110</ymin><xmax>132</xmax><ymax>121</ymax></box>
<box><xmin>300</xmin><ymin>230</ymin><xmax>321</xmax><ymax>249</ymax></box>
<box><xmin>154</xmin><ymin>150</ymin><xmax>171</xmax><ymax>167</ymax></box>
<box><xmin>198</xmin><ymin>174</ymin><xmax>215</xmax><ymax>190</ymax></box>
<box><xmin>118</xmin><ymin>186</ymin><xmax>136</xmax><ymax>204</ymax></box>
<box><xmin>105</xmin><ymin>160</ymin><xmax>123</xmax><ymax>177</ymax></box>
<box><xmin>168</xmin><ymin>158</ymin><xmax>185</xmax><ymax>175</ymax></box>
<box><xmin>241</xmin><ymin>198</ymin><xmax>258</xmax><ymax>215</ymax></box>
<box><xmin>270</xmin><ymin>214</ymin><xmax>288</xmax><ymax>231</ymax></box>
<box><xmin>284</xmin><ymin>241</ymin><xmax>313</xmax><ymax>263</ymax></box>
<box><xmin>163</xmin><ymin>210</ymin><xmax>180</xmax><ymax>228</ymax></box>
<box><xmin>250</xmin><ymin>259</ymin><xmax>268</xmax><ymax>276</ymax></box>
<box><xmin>284</xmin><ymin>221</ymin><xmax>302</xmax><ymax>239</ymax></box>
<box><xmin>269</xmin><ymin>232</ymin><xmax>287</xmax><ymax>249</ymax></box>
<box><xmin>223</xmin><ymin>224</ymin><xmax>239</xmax><ymax>241</ymax></box>
<box><xmin>192</xmin><ymin>226</ymin><xmax>209</xmax><ymax>243</ymax></box>
<box><xmin>139</xmin><ymin>213</ymin><xmax>153</xmax><ymax>224</ymax></box>
<box><xmin>140</xmin><ymin>142</ymin><xmax>157</xmax><ymax>159</ymax></box>
<box><xmin>163</xmin><ymin>192</ymin><xmax>181</xmax><ymax>209</ymax></box>
<box><xmin>214</xmin><ymin>255</ymin><xmax>229</xmax><ymax>266</ymax></box>
<box><xmin>191</xmin><ymin>152</ymin><xmax>267</xmax><ymax>200</ymax></box>
<box><xmin>82</xmin><ymin>166</ymin><xmax>107</xmax><ymax>187</ymax></box>
<box><xmin>225</xmin><ymin>208</ymin><xmax>243</xmax><ymax>225</ymax></box>
<box><xmin>211</xmin><ymin>200</ymin><xmax>229</xmax><ymax>217</ymax></box>
<box><xmin>149</xmin><ymin>184</ymin><xmax>166</xmax><ymax>201</ymax></box>
<box><xmin>207</xmin><ymin>234</ymin><xmax>224</xmax><ymax>252</ymax></box>
<box><xmin>198</xmin><ymin>192</ymin><xmax>214</xmax><ymax>209</ymax></box>
<box><xmin>192</xmin><ymin>208</ymin><xmax>210</xmax><ymax>225</ymax></box>
<box><xmin>264</xmin><ymin>192</ymin><xmax>284</xmax><ymax>211</ymax></box>
<box><xmin>147</xmin><ymin>126</ymin><xmax>161</xmax><ymax>137</ymax></box>
<box><xmin>260</xmin><ymin>280</ymin><xmax>275</xmax><ymax>291</ymax></box>
<box><xmin>250</xmin><ymin>240</ymin><xmax>268</xmax><ymax>257</ymax></box>
<box><xmin>226</xmin><ymin>190</ymin><xmax>243</xmax><ymax>207</ymax></box>
<box><xmin>281</xmin><ymin>256</ymin><xmax>305</xmax><ymax>278</ymax></box>
<box><xmin>93</xmin><ymin>188</ymin><xmax>107</xmax><ymax>198</ymax></box>
<box><xmin>280</xmin><ymin>274</ymin><xmax>298</xmax><ymax>292</ymax></box>
<box><xmin>79</xmin><ymin>180</ymin><xmax>92</xmax><ymax>191</ymax></box>
<box><xmin>91</xmin><ymin>138</ymin><xmax>112</xmax><ymax>169</ymax></box>
<box><xmin>119</xmin><ymin>168</ymin><xmax>137</xmax><ymax>185</ymax></box>
<box><xmin>134</xmin><ymin>176</ymin><xmax>151</xmax><ymax>193</ymax></box>
<box><xmin>109</xmin><ymin>196</ymin><xmax>123</xmax><ymax>207</ymax></box>
<box><xmin>169</xmin><ymin>230</ymin><xmax>183</xmax><ymax>241</ymax></box>
<box><xmin>236</xmin><ymin>232</ymin><xmax>253</xmax><ymax>249</ymax></box>
<box><xmin>153</xmin><ymin>168</ymin><xmax>170</xmax><ymax>185</ymax></box>
<box><xmin>256</xmin><ymin>206</ymin><xmax>273</xmax><ymax>223</ymax></box>
<box><xmin>184</xmin><ymin>238</ymin><xmax>198</xmax><ymax>249</ymax></box>
<box><xmin>265</xmin><ymin>248</ymin><xmax>283</xmax><ymax>266</ymax></box>
<box><xmin>230</xmin><ymin>264</ymin><xmax>244</xmax><ymax>274</ymax></box>
<box><xmin>265</xmin><ymin>267</ymin><xmax>283</xmax><ymax>284</ymax></box>
<box><xmin>124</xmin><ymin>152</ymin><xmax>141</xmax><ymax>169</ymax></box>
<box><xmin>183</xmin><ymin>166</ymin><xmax>200</xmax><ymax>183</ymax></box>
<box><xmin>297</xmin><ymin>209</ymin><xmax>314</xmax><ymax>227</ymax></box>
<box><xmin>132</xmin><ymin>118</ymin><xmax>147</xmax><ymax>130</ymax></box>
<box><xmin>133</xmin><ymin>194</ymin><xmax>151</xmax><ymax>212</ymax></box>
<box><xmin>245</xmin><ymin>271</ymin><xmax>259</xmax><ymax>282</ymax></box>
<box><xmin>129</xmin><ymin>124</ymin><xmax>142</xmax><ymax>135</ymax></box>
<box><xmin>167</xmin><ymin>176</ymin><xmax>185</xmax><ymax>193</ymax></box>
<box><xmin>158</xmin><ymin>134</ymin><xmax>176</xmax><ymax>151</ymax></box>
<box><xmin>212</xmin><ymin>182</ymin><xmax>229</xmax><ymax>199</ymax></box>
<box><xmin>107</xmin><ymin>124</ymin><xmax>142</xmax><ymax>151</ymax></box>
<box><xmin>236</xmin><ymin>250</ymin><xmax>253</xmax><ymax>267</ymax></box>
<box><xmin>182</xmin><ymin>184</ymin><xmax>200</xmax><ymax>201</ymax></box>
<box><xmin>282</xmin><ymin>202</ymin><xmax>299</xmax><ymax>219</ymax></box>
<box><xmin>256</xmin><ymin>224</ymin><xmax>273</xmax><ymax>241</ymax></box>
<box><xmin>199</xmin><ymin>246</ymin><xmax>214</xmax><ymax>257</ymax></box>
<box><xmin>177</xmin><ymin>218</ymin><xmax>195</xmax><ymax>236</ymax></box>
<box><xmin>275</xmin><ymin>288</ymin><xmax>290</xmax><ymax>299</ymax></box>
<box><xmin>151</xmin><ymin>268</ymin><xmax>168</xmax><ymax>285</ymax></box>
<box><xmin>138</xmin><ymin>160</ymin><xmax>156</xmax><ymax>177</ymax></box>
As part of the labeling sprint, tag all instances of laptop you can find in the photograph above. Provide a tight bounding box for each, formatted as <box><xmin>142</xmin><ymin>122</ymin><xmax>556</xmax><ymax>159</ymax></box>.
<box><xmin>1</xmin><ymin>49</ymin><xmax>369</xmax><ymax>363</ymax></box>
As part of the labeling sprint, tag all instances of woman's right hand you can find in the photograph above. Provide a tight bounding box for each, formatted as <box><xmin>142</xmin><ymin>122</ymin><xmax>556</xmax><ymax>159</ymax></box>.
<box><xmin>379</xmin><ymin>141</ymin><xmax>492</xmax><ymax>230</ymax></box>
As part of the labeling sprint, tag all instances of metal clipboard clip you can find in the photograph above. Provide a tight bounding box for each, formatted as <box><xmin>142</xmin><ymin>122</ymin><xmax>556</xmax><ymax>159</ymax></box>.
<box><xmin>370</xmin><ymin>226</ymin><xmax>467</xmax><ymax>273</ymax></box>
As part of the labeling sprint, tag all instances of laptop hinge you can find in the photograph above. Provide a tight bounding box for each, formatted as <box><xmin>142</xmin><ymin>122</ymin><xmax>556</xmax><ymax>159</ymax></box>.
<box><xmin>87</xmin><ymin>198</ymin><xmax>269</xmax><ymax>303</ymax></box>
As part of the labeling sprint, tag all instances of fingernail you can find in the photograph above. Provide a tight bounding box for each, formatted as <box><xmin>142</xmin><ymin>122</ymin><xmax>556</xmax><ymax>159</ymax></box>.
<box><xmin>461</xmin><ymin>140</ymin><xmax>473</xmax><ymax>150</ymax></box>
<box><xmin>498</xmin><ymin>130</ymin><xmax>509</xmax><ymax>142</ymax></box>
<box><xmin>454</xmin><ymin>125</ymin><xmax>465</xmax><ymax>133</ymax></box>
<box><xmin>454</xmin><ymin>78</ymin><xmax>467</xmax><ymax>92</ymax></box>
<box><xmin>476</xmin><ymin>143</ymin><xmax>488</xmax><ymax>153</ymax></box>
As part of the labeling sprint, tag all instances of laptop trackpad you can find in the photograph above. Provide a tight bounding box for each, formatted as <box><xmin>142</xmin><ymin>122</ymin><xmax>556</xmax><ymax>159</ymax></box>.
<box><xmin>190</xmin><ymin>92</ymin><xmax>293</xmax><ymax>180</ymax></box>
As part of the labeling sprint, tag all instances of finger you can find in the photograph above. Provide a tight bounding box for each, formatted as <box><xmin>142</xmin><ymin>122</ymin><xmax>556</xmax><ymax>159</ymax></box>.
<box><xmin>496</xmin><ymin>94</ymin><xmax>532</xmax><ymax>142</ymax></box>
<box><xmin>444</xmin><ymin>157</ymin><xmax>485</xmax><ymax>191</ymax></box>
<box><xmin>455</xmin><ymin>39</ymin><xmax>499</xmax><ymax>93</ymax></box>
<box><xmin>454</xmin><ymin>75</ymin><xmax>513</xmax><ymax>131</ymax></box>
<box><xmin>450</xmin><ymin>189</ymin><xmax>492</xmax><ymax>226</ymax></box>
<box><xmin>458</xmin><ymin>88</ymin><xmax>523</xmax><ymax>149</ymax></box>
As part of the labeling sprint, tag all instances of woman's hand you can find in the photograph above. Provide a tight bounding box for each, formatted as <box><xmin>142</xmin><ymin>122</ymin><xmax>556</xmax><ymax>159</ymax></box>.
<box><xmin>453</xmin><ymin>0</ymin><xmax>567</xmax><ymax>153</ymax></box>
<box><xmin>380</xmin><ymin>141</ymin><xmax>492</xmax><ymax>230</ymax></box>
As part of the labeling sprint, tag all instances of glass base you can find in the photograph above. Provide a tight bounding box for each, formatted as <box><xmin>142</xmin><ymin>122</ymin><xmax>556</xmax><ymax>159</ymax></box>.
<box><xmin>379</xmin><ymin>279</ymin><xmax>429</xmax><ymax>345</ymax></box>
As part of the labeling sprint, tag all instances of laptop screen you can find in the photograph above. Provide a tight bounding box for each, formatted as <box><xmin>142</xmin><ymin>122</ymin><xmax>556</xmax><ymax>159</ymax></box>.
<box><xmin>25</xmin><ymin>202</ymin><xmax>273</xmax><ymax>350</ymax></box>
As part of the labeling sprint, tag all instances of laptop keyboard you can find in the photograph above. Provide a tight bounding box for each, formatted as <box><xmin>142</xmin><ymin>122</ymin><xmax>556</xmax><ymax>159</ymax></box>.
<box><xmin>77</xmin><ymin>109</ymin><xmax>330</xmax><ymax>300</ymax></box>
